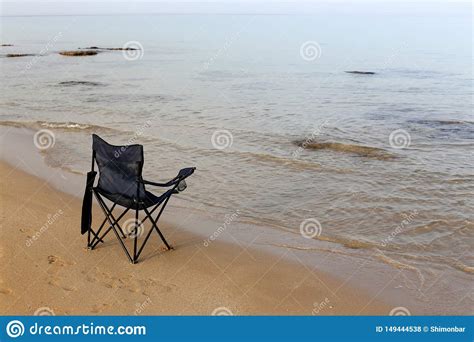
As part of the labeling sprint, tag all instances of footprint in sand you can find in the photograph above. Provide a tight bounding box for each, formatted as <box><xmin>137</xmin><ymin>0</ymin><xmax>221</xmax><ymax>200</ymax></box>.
<box><xmin>91</xmin><ymin>303</ymin><xmax>110</xmax><ymax>313</ymax></box>
<box><xmin>85</xmin><ymin>267</ymin><xmax>173</xmax><ymax>295</ymax></box>
<box><xmin>0</xmin><ymin>288</ymin><xmax>13</xmax><ymax>295</ymax></box>
<box><xmin>47</xmin><ymin>255</ymin><xmax>75</xmax><ymax>269</ymax></box>
<box><xmin>46</xmin><ymin>255</ymin><xmax>77</xmax><ymax>292</ymax></box>
<box><xmin>48</xmin><ymin>278</ymin><xmax>77</xmax><ymax>292</ymax></box>
<box><xmin>90</xmin><ymin>299</ymin><xmax>126</xmax><ymax>313</ymax></box>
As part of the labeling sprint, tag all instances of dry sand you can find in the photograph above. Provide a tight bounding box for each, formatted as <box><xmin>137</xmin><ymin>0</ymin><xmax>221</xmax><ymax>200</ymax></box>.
<box><xmin>0</xmin><ymin>161</ymin><xmax>391</xmax><ymax>315</ymax></box>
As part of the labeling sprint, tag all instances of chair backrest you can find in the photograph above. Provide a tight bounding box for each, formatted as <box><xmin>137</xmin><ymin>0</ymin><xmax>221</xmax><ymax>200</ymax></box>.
<box><xmin>92</xmin><ymin>134</ymin><xmax>146</xmax><ymax>200</ymax></box>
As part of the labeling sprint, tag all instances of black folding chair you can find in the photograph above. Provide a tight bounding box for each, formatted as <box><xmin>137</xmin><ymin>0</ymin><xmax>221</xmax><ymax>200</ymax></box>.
<box><xmin>81</xmin><ymin>134</ymin><xmax>195</xmax><ymax>264</ymax></box>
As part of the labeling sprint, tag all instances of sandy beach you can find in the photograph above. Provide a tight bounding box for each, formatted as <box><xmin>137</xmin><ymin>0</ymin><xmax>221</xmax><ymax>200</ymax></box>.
<box><xmin>0</xmin><ymin>159</ymin><xmax>391</xmax><ymax>315</ymax></box>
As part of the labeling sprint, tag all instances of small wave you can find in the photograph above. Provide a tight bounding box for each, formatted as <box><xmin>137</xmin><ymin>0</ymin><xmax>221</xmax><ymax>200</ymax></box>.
<box><xmin>236</xmin><ymin>150</ymin><xmax>323</xmax><ymax>170</ymax></box>
<box><xmin>293</xmin><ymin>140</ymin><xmax>396</xmax><ymax>160</ymax></box>
<box><xmin>374</xmin><ymin>252</ymin><xmax>425</xmax><ymax>286</ymax></box>
<box><xmin>260</xmin><ymin>243</ymin><xmax>359</xmax><ymax>257</ymax></box>
<box><xmin>408</xmin><ymin>119</ymin><xmax>474</xmax><ymax>140</ymax></box>
<box><xmin>403</xmin><ymin>220</ymin><xmax>449</xmax><ymax>236</ymax></box>
<box><xmin>317</xmin><ymin>235</ymin><xmax>383</xmax><ymax>250</ymax></box>
<box><xmin>274</xmin><ymin>224</ymin><xmax>386</xmax><ymax>251</ymax></box>
<box><xmin>269</xmin><ymin>225</ymin><xmax>474</xmax><ymax>276</ymax></box>
<box><xmin>388</xmin><ymin>252</ymin><xmax>474</xmax><ymax>275</ymax></box>
<box><xmin>0</xmin><ymin>120</ymin><xmax>117</xmax><ymax>133</ymax></box>
<box><xmin>202</xmin><ymin>149</ymin><xmax>353</xmax><ymax>174</ymax></box>
<box><xmin>375</xmin><ymin>253</ymin><xmax>420</xmax><ymax>272</ymax></box>
<box><xmin>449</xmin><ymin>260</ymin><xmax>474</xmax><ymax>274</ymax></box>
<box><xmin>408</xmin><ymin>119</ymin><xmax>474</xmax><ymax>126</ymax></box>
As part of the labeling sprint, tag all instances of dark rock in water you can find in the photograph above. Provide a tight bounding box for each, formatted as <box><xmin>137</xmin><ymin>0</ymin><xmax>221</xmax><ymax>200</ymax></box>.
<box><xmin>345</xmin><ymin>71</ymin><xmax>376</xmax><ymax>75</ymax></box>
<box><xmin>293</xmin><ymin>140</ymin><xmax>395</xmax><ymax>160</ymax></box>
<box><xmin>1</xmin><ymin>44</ymin><xmax>14</xmax><ymax>47</ymax></box>
<box><xmin>6</xmin><ymin>53</ymin><xmax>36</xmax><ymax>58</ymax></box>
<box><xmin>58</xmin><ymin>81</ymin><xmax>104</xmax><ymax>87</ymax></box>
<box><xmin>59</xmin><ymin>50</ymin><xmax>98</xmax><ymax>56</ymax></box>
<box><xmin>79</xmin><ymin>46</ymin><xmax>138</xmax><ymax>51</ymax></box>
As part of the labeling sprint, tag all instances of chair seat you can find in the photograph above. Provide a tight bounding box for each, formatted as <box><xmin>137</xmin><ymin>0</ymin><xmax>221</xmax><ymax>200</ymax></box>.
<box><xmin>96</xmin><ymin>187</ymin><xmax>173</xmax><ymax>209</ymax></box>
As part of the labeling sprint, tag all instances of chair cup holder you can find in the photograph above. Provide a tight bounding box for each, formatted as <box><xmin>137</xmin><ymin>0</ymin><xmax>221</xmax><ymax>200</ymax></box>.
<box><xmin>177</xmin><ymin>179</ymin><xmax>187</xmax><ymax>192</ymax></box>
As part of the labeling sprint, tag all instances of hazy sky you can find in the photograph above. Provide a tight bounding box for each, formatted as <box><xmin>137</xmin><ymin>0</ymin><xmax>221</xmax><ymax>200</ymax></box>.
<box><xmin>0</xmin><ymin>0</ymin><xmax>470</xmax><ymax>16</ymax></box>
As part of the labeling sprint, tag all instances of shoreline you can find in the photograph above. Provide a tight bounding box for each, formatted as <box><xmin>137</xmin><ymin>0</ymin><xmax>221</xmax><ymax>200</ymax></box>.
<box><xmin>0</xmin><ymin>125</ymin><xmax>396</xmax><ymax>315</ymax></box>
<box><xmin>1</xmin><ymin>125</ymin><xmax>471</xmax><ymax>315</ymax></box>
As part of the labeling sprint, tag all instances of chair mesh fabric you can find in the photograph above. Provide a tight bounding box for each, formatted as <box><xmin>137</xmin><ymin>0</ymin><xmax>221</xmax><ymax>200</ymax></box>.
<box><xmin>92</xmin><ymin>134</ymin><xmax>146</xmax><ymax>203</ymax></box>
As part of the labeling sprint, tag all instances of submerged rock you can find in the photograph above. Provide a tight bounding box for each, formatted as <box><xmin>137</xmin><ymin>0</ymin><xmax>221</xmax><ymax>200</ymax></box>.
<box><xmin>345</xmin><ymin>71</ymin><xmax>376</xmax><ymax>75</ymax></box>
<box><xmin>58</xmin><ymin>81</ymin><xmax>104</xmax><ymax>87</ymax></box>
<box><xmin>293</xmin><ymin>140</ymin><xmax>395</xmax><ymax>160</ymax></box>
<box><xmin>59</xmin><ymin>50</ymin><xmax>98</xmax><ymax>56</ymax></box>
<box><xmin>5</xmin><ymin>53</ymin><xmax>36</xmax><ymax>58</ymax></box>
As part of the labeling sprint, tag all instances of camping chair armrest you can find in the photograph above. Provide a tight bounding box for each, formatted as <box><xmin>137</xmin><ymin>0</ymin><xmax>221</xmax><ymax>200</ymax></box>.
<box><xmin>141</xmin><ymin>179</ymin><xmax>175</xmax><ymax>187</ymax></box>
<box><xmin>141</xmin><ymin>167</ymin><xmax>196</xmax><ymax>187</ymax></box>
<box><xmin>176</xmin><ymin>167</ymin><xmax>196</xmax><ymax>180</ymax></box>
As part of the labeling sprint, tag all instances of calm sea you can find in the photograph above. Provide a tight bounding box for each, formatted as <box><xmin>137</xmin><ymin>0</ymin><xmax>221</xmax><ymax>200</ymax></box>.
<box><xmin>1</xmin><ymin>4</ymin><xmax>472</xmax><ymax>313</ymax></box>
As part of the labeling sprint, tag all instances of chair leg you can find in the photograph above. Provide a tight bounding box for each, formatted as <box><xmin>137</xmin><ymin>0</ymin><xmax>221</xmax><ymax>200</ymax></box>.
<box><xmin>90</xmin><ymin>196</ymin><xmax>130</xmax><ymax>249</ymax></box>
<box><xmin>90</xmin><ymin>208</ymin><xmax>129</xmax><ymax>250</ymax></box>
<box><xmin>89</xmin><ymin>215</ymin><xmax>110</xmax><ymax>249</ymax></box>
<box><xmin>134</xmin><ymin>196</ymin><xmax>173</xmax><ymax>261</ymax></box>
<box><xmin>93</xmin><ymin>192</ymin><xmax>134</xmax><ymax>263</ymax></box>
<box><xmin>133</xmin><ymin>208</ymin><xmax>139</xmax><ymax>264</ymax></box>
<box><xmin>88</xmin><ymin>194</ymin><xmax>115</xmax><ymax>249</ymax></box>
<box><xmin>95</xmin><ymin>194</ymin><xmax>127</xmax><ymax>239</ymax></box>
<box><xmin>89</xmin><ymin>203</ymin><xmax>117</xmax><ymax>247</ymax></box>
<box><xmin>88</xmin><ymin>230</ymin><xmax>105</xmax><ymax>249</ymax></box>
<box><xmin>144</xmin><ymin>206</ymin><xmax>172</xmax><ymax>250</ymax></box>
<box><xmin>87</xmin><ymin>223</ymin><xmax>91</xmax><ymax>249</ymax></box>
